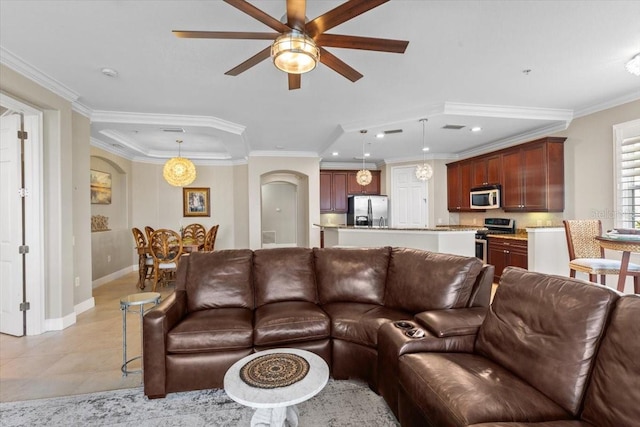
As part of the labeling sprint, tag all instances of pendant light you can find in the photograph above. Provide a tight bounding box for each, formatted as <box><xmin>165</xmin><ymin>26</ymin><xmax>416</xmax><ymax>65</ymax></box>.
<box><xmin>415</xmin><ymin>118</ymin><xmax>433</xmax><ymax>181</ymax></box>
<box><xmin>163</xmin><ymin>139</ymin><xmax>196</xmax><ymax>187</ymax></box>
<box><xmin>356</xmin><ymin>130</ymin><xmax>373</xmax><ymax>186</ymax></box>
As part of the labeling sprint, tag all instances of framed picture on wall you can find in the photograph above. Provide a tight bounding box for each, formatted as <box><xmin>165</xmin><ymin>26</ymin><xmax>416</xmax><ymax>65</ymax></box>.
<box><xmin>183</xmin><ymin>187</ymin><xmax>210</xmax><ymax>217</ymax></box>
<box><xmin>90</xmin><ymin>169</ymin><xmax>112</xmax><ymax>204</ymax></box>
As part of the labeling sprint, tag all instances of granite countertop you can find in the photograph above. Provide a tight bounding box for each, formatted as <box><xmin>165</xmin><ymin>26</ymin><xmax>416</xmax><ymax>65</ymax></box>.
<box><xmin>487</xmin><ymin>233</ymin><xmax>528</xmax><ymax>241</ymax></box>
<box><xmin>314</xmin><ymin>224</ymin><xmax>482</xmax><ymax>232</ymax></box>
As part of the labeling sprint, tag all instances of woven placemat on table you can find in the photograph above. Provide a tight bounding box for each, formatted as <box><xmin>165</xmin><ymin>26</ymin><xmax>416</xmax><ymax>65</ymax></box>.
<box><xmin>239</xmin><ymin>353</ymin><xmax>310</xmax><ymax>389</ymax></box>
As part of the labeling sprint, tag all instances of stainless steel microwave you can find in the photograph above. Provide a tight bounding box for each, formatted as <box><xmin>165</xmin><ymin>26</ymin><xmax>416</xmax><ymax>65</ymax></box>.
<box><xmin>470</xmin><ymin>184</ymin><xmax>501</xmax><ymax>209</ymax></box>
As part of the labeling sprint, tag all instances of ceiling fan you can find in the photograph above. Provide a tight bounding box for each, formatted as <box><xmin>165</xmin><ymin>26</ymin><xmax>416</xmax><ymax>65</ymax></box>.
<box><xmin>173</xmin><ymin>0</ymin><xmax>409</xmax><ymax>90</ymax></box>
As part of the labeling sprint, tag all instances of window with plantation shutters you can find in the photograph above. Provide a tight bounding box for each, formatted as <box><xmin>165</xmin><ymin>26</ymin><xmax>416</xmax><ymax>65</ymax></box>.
<box><xmin>614</xmin><ymin>119</ymin><xmax>640</xmax><ymax>228</ymax></box>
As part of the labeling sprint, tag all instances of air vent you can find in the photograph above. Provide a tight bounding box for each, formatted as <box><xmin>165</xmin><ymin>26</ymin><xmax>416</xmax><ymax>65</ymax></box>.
<box><xmin>442</xmin><ymin>124</ymin><xmax>466</xmax><ymax>130</ymax></box>
<box><xmin>161</xmin><ymin>127</ymin><xmax>185</xmax><ymax>133</ymax></box>
<box><xmin>383</xmin><ymin>129</ymin><xmax>403</xmax><ymax>135</ymax></box>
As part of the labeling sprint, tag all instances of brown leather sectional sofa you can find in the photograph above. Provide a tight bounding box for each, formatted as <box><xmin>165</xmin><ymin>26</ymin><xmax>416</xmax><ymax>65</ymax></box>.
<box><xmin>397</xmin><ymin>267</ymin><xmax>640</xmax><ymax>427</ymax></box>
<box><xmin>142</xmin><ymin>246</ymin><xmax>493</xmax><ymax>398</ymax></box>
<box><xmin>143</xmin><ymin>247</ymin><xmax>639</xmax><ymax>426</ymax></box>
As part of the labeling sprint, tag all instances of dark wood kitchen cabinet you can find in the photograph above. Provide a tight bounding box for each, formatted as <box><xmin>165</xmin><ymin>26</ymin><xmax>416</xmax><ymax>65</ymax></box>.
<box><xmin>501</xmin><ymin>137</ymin><xmax>565</xmax><ymax>212</ymax></box>
<box><xmin>347</xmin><ymin>170</ymin><xmax>381</xmax><ymax>195</ymax></box>
<box><xmin>472</xmin><ymin>155</ymin><xmax>502</xmax><ymax>187</ymax></box>
<box><xmin>488</xmin><ymin>237</ymin><xmax>528</xmax><ymax>281</ymax></box>
<box><xmin>320</xmin><ymin>171</ymin><xmax>348</xmax><ymax>213</ymax></box>
<box><xmin>447</xmin><ymin>161</ymin><xmax>474</xmax><ymax>211</ymax></box>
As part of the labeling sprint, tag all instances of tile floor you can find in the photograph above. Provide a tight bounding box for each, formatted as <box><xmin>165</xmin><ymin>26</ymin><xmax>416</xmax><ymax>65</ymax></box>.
<box><xmin>0</xmin><ymin>272</ymin><xmax>174</xmax><ymax>402</ymax></box>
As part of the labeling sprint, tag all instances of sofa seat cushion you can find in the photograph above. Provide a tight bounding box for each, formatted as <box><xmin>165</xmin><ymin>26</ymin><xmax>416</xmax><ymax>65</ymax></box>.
<box><xmin>399</xmin><ymin>352</ymin><xmax>572</xmax><ymax>427</ymax></box>
<box><xmin>253</xmin><ymin>301</ymin><xmax>330</xmax><ymax>346</ymax></box>
<box><xmin>167</xmin><ymin>308</ymin><xmax>253</xmax><ymax>353</ymax></box>
<box><xmin>323</xmin><ymin>302</ymin><xmax>410</xmax><ymax>347</ymax></box>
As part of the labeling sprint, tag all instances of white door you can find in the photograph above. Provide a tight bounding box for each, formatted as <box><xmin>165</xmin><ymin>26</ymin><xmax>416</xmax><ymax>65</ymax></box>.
<box><xmin>0</xmin><ymin>114</ymin><xmax>24</xmax><ymax>336</ymax></box>
<box><xmin>391</xmin><ymin>166</ymin><xmax>428</xmax><ymax>228</ymax></box>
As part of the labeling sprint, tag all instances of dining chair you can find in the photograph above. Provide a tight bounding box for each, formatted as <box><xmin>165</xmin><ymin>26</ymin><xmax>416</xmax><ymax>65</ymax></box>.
<box><xmin>131</xmin><ymin>227</ymin><xmax>154</xmax><ymax>290</ymax></box>
<box><xmin>148</xmin><ymin>228</ymin><xmax>183</xmax><ymax>292</ymax></box>
<box><xmin>144</xmin><ymin>226</ymin><xmax>155</xmax><ymax>243</ymax></box>
<box><xmin>183</xmin><ymin>223</ymin><xmax>206</xmax><ymax>246</ymax></box>
<box><xmin>563</xmin><ymin>219</ymin><xmax>640</xmax><ymax>286</ymax></box>
<box><xmin>204</xmin><ymin>224</ymin><xmax>219</xmax><ymax>251</ymax></box>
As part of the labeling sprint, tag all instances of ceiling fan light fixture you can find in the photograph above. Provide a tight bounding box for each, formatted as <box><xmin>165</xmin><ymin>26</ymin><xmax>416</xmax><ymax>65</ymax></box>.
<box><xmin>271</xmin><ymin>31</ymin><xmax>320</xmax><ymax>74</ymax></box>
<box><xmin>163</xmin><ymin>140</ymin><xmax>196</xmax><ymax>187</ymax></box>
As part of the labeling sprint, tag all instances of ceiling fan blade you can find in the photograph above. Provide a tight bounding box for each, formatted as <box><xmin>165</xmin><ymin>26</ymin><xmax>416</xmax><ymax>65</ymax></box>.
<box><xmin>288</xmin><ymin>73</ymin><xmax>301</xmax><ymax>90</ymax></box>
<box><xmin>173</xmin><ymin>30</ymin><xmax>279</xmax><ymax>40</ymax></box>
<box><xmin>287</xmin><ymin>0</ymin><xmax>307</xmax><ymax>30</ymax></box>
<box><xmin>224</xmin><ymin>46</ymin><xmax>272</xmax><ymax>76</ymax></box>
<box><xmin>306</xmin><ymin>0</ymin><xmax>389</xmax><ymax>37</ymax></box>
<box><xmin>315</xmin><ymin>34</ymin><xmax>408</xmax><ymax>53</ymax></box>
<box><xmin>319</xmin><ymin>47</ymin><xmax>363</xmax><ymax>82</ymax></box>
<box><xmin>224</xmin><ymin>0</ymin><xmax>290</xmax><ymax>33</ymax></box>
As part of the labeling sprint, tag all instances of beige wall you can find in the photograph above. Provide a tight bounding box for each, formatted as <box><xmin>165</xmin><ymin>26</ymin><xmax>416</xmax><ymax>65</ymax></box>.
<box><xmin>248</xmin><ymin>156</ymin><xmax>321</xmax><ymax>249</ymax></box>
<box><xmin>131</xmin><ymin>161</ymin><xmax>248</xmax><ymax>250</ymax></box>
<box><xmin>0</xmin><ymin>64</ymin><xmax>85</xmax><ymax>324</ymax></box>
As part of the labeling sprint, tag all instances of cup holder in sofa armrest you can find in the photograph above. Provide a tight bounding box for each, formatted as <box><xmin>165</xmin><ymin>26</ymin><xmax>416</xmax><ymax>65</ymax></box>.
<box><xmin>393</xmin><ymin>321</ymin><xmax>426</xmax><ymax>339</ymax></box>
<box><xmin>415</xmin><ymin>307</ymin><xmax>487</xmax><ymax>338</ymax></box>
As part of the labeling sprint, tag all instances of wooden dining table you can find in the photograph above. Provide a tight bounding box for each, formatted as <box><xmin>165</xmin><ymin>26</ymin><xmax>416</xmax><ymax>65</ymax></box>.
<box><xmin>595</xmin><ymin>235</ymin><xmax>640</xmax><ymax>293</ymax></box>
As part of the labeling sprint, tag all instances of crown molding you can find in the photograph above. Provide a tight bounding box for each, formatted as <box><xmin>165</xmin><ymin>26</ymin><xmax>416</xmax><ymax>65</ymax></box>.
<box><xmin>249</xmin><ymin>150</ymin><xmax>320</xmax><ymax>158</ymax></box>
<box><xmin>91</xmin><ymin>110</ymin><xmax>245</xmax><ymax>135</ymax></box>
<box><xmin>573</xmin><ymin>91</ymin><xmax>640</xmax><ymax>119</ymax></box>
<box><xmin>72</xmin><ymin>101</ymin><xmax>93</xmax><ymax>118</ymax></box>
<box><xmin>0</xmin><ymin>47</ymin><xmax>80</xmax><ymax>102</ymax></box>
<box><xmin>457</xmin><ymin>121</ymin><xmax>570</xmax><ymax>159</ymax></box>
<box><xmin>443</xmin><ymin>102</ymin><xmax>574</xmax><ymax>121</ymax></box>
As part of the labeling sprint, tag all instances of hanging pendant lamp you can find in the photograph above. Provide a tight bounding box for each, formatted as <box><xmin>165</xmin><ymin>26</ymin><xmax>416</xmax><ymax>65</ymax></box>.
<box><xmin>415</xmin><ymin>118</ymin><xmax>433</xmax><ymax>181</ymax></box>
<box><xmin>356</xmin><ymin>130</ymin><xmax>373</xmax><ymax>186</ymax></box>
<box><xmin>163</xmin><ymin>139</ymin><xmax>196</xmax><ymax>187</ymax></box>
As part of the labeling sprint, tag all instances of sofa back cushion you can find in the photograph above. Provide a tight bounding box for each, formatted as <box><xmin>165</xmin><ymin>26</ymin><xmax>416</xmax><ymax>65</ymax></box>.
<box><xmin>313</xmin><ymin>247</ymin><xmax>390</xmax><ymax>305</ymax></box>
<box><xmin>581</xmin><ymin>295</ymin><xmax>640</xmax><ymax>427</ymax></box>
<box><xmin>385</xmin><ymin>248</ymin><xmax>484</xmax><ymax>312</ymax></box>
<box><xmin>253</xmin><ymin>247</ymin><xmax>317</xmax><ymax>307</ymax></box>
<box><xmin>184</xmin><ymin>250</ymin><xmax>254</xmax><ymax>312</ymax></box>
<box><xmin>476</xmin><ymin>267</ymin><xmax>619</xmax><ymax>416</ymax></box>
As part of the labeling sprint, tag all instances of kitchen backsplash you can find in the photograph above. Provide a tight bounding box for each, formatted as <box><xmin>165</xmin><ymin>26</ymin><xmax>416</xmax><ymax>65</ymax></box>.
<box><xmin>455</xmin><ymin>211</ymin><xmax>565</xmax><ymax>228</ymax></box>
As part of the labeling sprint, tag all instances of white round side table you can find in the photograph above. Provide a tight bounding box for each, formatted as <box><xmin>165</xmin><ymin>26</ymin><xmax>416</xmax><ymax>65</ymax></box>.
<box><xmin>120</xmin><ymin>292</ymin><xmax>161</xmax><ymax>376</ymax></box>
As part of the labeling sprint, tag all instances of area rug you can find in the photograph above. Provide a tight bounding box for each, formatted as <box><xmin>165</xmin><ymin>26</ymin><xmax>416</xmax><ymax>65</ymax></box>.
<box><xmin>0</xmin><ymin>379</ymin><xmax>399</xmax><ymax>426</ymax></box>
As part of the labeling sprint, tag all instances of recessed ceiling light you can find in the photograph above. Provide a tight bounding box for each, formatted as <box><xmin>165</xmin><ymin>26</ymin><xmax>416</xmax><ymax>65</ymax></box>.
<box><xmin>101</xmin><ymin>68</ymin><xmax>119</xmax><ymax>78</ymax></box>
<box><xmin>332</xmin><ymin>152</ymin><xmax>339</xmax><ymax>156</ymax></box>
<box><xmin>422</xmin><ymin>147</ymin><xmax>429</xmax><ymax>152</ymax></box>
<box><xmin>375</xmin><ymin>133</ymin><xmax>384</xmax><ymax>139</ymax></box>
<box><xmin>364</xmin><ymin>153</ymin><xmax>370</xmax><ymax>157</ymax></box>
<box><xmin>625</xmin><ymin>54</ymin><xmax>640</xmax><ymax>76</ymax></box>
<box><xmin>471</xmin><ymin>126</ymin><xmax>482</xmax><ymax>132</ymax></box>
<box><xmin>276</xmin><ymin>145</ymin><xmax>284</xmax><ymax>149</ymax></box>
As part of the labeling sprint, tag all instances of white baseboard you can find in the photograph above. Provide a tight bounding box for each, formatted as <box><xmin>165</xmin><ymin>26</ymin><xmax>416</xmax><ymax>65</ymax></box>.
<box><xmin>92</xmin><ymin>265</ymin><xmax>134</xmax><ymax>288</ymax></box>
<box><xmin>75</xmin><ymin>297</ymin><xmax>95</xmax><ymax>315</ymax></box>
<box><xmin>44</xmin><ymin>310</ymin><xmax>77</xmax><ymax>331</ymax></box>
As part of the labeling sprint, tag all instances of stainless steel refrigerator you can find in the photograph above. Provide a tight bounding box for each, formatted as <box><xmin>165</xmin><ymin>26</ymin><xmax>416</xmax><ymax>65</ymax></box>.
<box><xmin>347</xmin><ymin>195</ymin><xmax>389</xmax><ymax>227</ymax></box>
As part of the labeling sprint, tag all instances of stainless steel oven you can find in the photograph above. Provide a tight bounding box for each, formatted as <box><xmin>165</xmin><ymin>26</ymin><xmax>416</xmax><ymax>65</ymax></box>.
<box><xmin>475</xmin><ymin>238</ymin><xmax>487</xmax><ymax>263</ymax></box>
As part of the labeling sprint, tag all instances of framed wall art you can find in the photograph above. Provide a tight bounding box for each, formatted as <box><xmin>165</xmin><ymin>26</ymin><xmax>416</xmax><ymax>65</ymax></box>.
<box><xmin>183</xmin><ymin>187</ymin><xmax>210</xmax><ymax>217</ymax></box>
<box><xmin>90</xmin><ymin>169</ymin><xmax>112</xmax><ymax>204</ymax></box>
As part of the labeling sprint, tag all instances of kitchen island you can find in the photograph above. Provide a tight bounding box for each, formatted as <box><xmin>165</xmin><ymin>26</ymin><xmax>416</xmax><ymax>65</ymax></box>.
<box><xmin>315</xmin><ymin>225</ymin><xmax>479</xmax><ymax>257</ymax></box>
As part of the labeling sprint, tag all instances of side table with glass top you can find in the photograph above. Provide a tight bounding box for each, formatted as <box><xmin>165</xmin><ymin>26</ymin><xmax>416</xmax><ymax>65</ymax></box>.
<box><xmin>120</xmin><ymin>292</ymin><xmax>161</xmax><ymax>376</ymax></box>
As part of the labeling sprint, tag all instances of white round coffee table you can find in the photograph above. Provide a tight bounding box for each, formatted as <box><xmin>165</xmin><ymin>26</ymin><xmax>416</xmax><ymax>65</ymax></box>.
<box><xmin>223</xmin><ymin>348</ymin><xmax>329</xmax><ymax>427</ymax></box>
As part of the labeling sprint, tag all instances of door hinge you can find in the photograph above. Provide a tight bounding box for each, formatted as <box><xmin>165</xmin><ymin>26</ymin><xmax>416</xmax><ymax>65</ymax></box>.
<box><xmin>17</xmin><ymin>130</ymin><xmax>28</xmax><ymax>140</ymax></box>
<box><xmin>18</xmin><ymin>188</ymin><xmax>30</xmax><ymax>197</ymax></box>
<box><xmin>19</xmin><ymin>302</ymin><xmax>30</xmax><ymax>311</ymax></box>
<box><xmin>18</xmin><ymin>245</ymin><xmax>29</xmax><ymax>254</ymax></box>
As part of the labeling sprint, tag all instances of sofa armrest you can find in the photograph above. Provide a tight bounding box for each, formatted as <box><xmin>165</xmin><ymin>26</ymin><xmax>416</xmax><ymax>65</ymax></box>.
<box><xmin>414</xmin><ymin>306</ymin><xmax>487</xmax><ymax>338</ymax></box>
<box><xmin>143</xmin><ymin>290</ymin><xmax>188</xmax><ymax>398</ymax></box>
